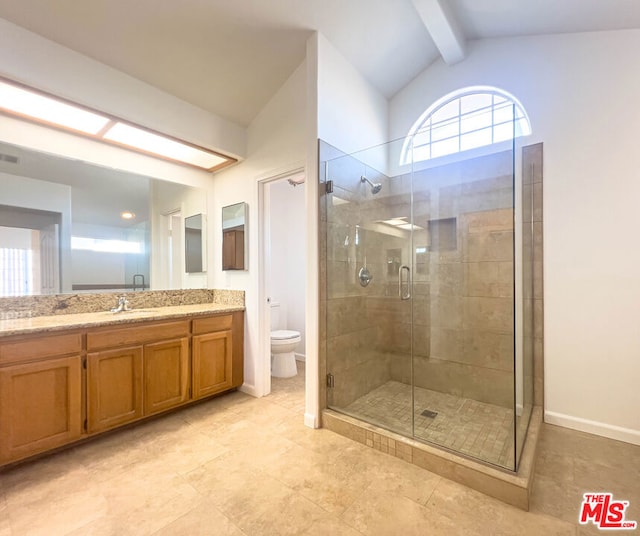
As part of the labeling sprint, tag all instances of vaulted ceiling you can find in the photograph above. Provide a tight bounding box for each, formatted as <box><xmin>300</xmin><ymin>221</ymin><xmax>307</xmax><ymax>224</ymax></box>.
<box><xmin>0</xmin><ymin>0</ymin><xmax>639</xmax><ymax>127</ymax></box>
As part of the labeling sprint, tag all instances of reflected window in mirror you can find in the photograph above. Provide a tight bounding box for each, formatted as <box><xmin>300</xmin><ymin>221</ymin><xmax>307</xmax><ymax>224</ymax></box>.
<box><xmin>0</xmin><ymin>206</ymin><xmax>61</xmax><ymax>296</ymax></box>
<box><xmin>222</xmin><ymin>202</ymin><xmax>247</xmax><ymax>270</ymax></box>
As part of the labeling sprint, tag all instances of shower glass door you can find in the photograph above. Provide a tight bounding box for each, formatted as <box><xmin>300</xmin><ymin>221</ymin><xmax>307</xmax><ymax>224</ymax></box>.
<box><xmin>409</xmin><ymin>146</ymin><xmax>517</xmax><ymax>469</ymax></box>
<box><xmin>322</xmin><ymin>138</ymin><xmax>413</xmax><ymax>437</ymax></box>
<box><xmin>321</xmin><ymin>130</ymin><xmax>530</xmax><ymax>471</ymax></box>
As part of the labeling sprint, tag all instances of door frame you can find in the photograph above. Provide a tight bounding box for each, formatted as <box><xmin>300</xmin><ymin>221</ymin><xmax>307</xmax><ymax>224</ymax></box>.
<box><xmin>257</xmin><ymin>165</ymin><xmax>305</xmax><ymax>398</ymax></box>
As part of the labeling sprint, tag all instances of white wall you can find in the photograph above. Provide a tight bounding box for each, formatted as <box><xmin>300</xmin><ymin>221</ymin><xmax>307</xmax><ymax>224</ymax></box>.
<box><xmin>390</xmin><ymin>30</ymin><xmax>640</xmax><ymax>444</ymax></box>
<box><xmin>269</xmin><ymin>179</ymin><xmax>306</xmax><ymax>357</ymax></box>
<box><xmin>210</xmin><ymin>60</ymin><xmax>308</xmax><ymax>397</ymax></box>
<box><xmin>317</xmin><ymin>33</ymin><xmax>389</xmax><ymax>169</ymax></box>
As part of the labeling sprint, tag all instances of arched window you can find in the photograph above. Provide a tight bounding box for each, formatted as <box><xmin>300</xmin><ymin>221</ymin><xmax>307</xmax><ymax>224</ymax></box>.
<box><xmin>400</xmin><ymin>86</ymin><xmax>531</xmax><ymax>165</ymax></box>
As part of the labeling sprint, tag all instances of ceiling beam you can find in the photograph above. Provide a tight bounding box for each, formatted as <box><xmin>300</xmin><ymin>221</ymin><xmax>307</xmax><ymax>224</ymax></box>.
<box><xmin>412</xmin><ymin>0</ymin><xmax>466</xmax><ymax>65</ymax></box>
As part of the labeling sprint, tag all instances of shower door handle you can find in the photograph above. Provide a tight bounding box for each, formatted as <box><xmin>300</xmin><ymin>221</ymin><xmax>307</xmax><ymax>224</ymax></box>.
<box><xmin>399</xmin><ymin>265</ymin><xmax>411</xmax><ymax>300</ymax></box>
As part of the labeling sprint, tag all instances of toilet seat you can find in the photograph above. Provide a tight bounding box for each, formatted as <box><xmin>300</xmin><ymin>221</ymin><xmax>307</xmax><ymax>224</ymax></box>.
<box><xmin>270</xmin><ymin>329</ymin><xmax>300</xmax><ymax>340</ymax></box>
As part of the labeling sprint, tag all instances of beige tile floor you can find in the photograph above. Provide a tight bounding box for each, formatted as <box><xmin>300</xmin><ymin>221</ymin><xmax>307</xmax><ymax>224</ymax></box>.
<box><xmin>1</xmin><ymin>361</ymin><xmax>639</xmax><ymax>535</ymax></box>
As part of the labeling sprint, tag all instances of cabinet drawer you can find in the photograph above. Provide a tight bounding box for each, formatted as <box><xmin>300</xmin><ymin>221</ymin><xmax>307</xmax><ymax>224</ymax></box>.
<box><xmin>192</xmin><ymin>314</ymin><xmax>233</xmax><ymax>335</ymax></box>
<box><xmin>0</xmin><ymin>332</ymin><xmax>82</xmax><ymax>366</ymax></box>
<box><xmin>87</xmin><ymin>321</ymin><xmax>189</xmax><ymax>351</ymax></box>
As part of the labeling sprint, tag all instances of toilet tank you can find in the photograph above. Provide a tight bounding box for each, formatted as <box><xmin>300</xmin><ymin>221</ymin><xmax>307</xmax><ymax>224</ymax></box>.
<box><xmin>270</xmin><ymin>301</ymin><xmax>280</xmax><ymax>331</ymax></box>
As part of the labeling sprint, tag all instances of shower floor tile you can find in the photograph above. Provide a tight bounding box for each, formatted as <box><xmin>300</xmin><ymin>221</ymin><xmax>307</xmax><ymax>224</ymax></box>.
<box><xmin>343</xmin><ymin>381</ymin><xmax>515</xmax><ymax>468</ymax></box>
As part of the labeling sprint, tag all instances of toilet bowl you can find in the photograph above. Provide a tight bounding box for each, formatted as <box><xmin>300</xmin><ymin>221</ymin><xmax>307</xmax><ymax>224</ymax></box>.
<box><xmin>271</xmin><ymin>329</ymin><xmax>301</xmax><ymax>378</ymax></box>
<box><xmin>270</xmin><ymin>301</ymin><xmax>301</xmax><ymax>378</ymax></box>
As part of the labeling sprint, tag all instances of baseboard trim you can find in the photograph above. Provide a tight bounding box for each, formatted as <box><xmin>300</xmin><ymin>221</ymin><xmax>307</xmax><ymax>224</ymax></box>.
<box><xmin>239</xmin><ymin>383</ymin><xmax>259</xmax><ymax>397</ymax></box>
<box><xmin>545</xmin><ymin>410</ymin><xmax>640</xmax><ymax>446</ymax></box>
<box><xmin>304</xmin><ymin>412</ymin><xmax>317</xmax><ymax>429</ymax></box>
<box><xmin>295</xmin><ymin>353</ymin><xmax>306</xmax><ymax>362</ymax></box>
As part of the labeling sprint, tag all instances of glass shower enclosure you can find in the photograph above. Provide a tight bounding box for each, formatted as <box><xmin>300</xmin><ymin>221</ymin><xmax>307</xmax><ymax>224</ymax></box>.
<box><xmin>320</xmin><ymin>132</ymin><xmax>534</xmax><ymax>471</ymax></box>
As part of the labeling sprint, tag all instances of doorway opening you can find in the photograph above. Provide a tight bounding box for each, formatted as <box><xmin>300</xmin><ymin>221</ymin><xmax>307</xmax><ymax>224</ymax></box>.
<box><xmin>259</xmin><ymin>169</ymin><xmax>306</xmax><ymax>405</ymax></box>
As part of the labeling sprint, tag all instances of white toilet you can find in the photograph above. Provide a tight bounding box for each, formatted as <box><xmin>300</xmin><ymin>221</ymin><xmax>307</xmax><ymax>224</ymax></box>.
<box><xmin>270</xmin><ymin>301</ymin><xmax>300</xmax><ymax>378</ymax></box>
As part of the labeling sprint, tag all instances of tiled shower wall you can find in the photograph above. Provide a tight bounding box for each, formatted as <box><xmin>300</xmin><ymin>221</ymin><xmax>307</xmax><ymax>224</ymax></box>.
<box><xmin>522</xmin><ymin>143</ymin><xmax>544</xmax><ymax>407</ymax></box>
<box><xmin>385</xmin><ymin>152</ymin><xmax>516</xmax><ymax>409</ymax></box>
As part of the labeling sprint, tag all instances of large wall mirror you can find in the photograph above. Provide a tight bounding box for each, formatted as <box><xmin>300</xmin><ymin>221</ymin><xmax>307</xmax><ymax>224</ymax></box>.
<box><xmin>222</xmin><ymin>202</ymin><xmax>247</xmax><ymax>270</ymax></box>
<box><xmin>0</xmin><ymin>141</ymin><xmax>206</xmax><ymax>296</ymax></box>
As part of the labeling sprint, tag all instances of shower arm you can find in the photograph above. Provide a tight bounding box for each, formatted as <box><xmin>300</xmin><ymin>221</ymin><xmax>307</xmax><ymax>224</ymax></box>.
<box><xmin>360</xmin><ymin>175</ymin><xmax>382</xmax><ymax>194</ymax></box>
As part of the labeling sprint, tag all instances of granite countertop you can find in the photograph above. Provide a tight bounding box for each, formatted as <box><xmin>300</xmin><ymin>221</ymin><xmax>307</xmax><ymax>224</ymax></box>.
<box><xmin>0</xmin><ymin>302</ymin><xmax>245</xmax><ymax>338</ymax></box>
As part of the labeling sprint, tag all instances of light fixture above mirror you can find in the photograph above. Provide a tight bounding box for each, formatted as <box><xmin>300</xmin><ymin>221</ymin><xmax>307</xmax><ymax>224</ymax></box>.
<box><xmin>0</xmin><ymin>77</ymin><xmax>237</xmax><ymax>172</ymax></box>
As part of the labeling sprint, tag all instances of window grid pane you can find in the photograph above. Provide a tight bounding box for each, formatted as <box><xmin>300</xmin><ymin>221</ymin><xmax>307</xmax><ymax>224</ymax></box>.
<box><xmin>460</xmin><ymin>108</ymin><xmax>493</xmax><ymax>134</ymax></box>
<box><xmin>404</xmin><ymin>91</ymin><xmax>530</xmax><ymax>164</ymax></box>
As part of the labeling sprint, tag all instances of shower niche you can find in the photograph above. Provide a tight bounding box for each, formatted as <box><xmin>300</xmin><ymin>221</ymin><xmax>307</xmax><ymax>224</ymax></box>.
<box><xmin>319</xmin><ymin>135</ymin><xmax>543</xmax><ymax>493</ymax></box>
<box><xmin>426</xmin><ymin>217</ymin><xmax>457</xmax><ymax>252</ymax></box>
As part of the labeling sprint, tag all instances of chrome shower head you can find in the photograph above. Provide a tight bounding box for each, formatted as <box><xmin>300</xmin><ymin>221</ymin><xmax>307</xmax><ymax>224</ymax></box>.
<box><xmin>361</xmin><ymin>176</ymin><xmax>382</xmax><ymax>194</ymax></box>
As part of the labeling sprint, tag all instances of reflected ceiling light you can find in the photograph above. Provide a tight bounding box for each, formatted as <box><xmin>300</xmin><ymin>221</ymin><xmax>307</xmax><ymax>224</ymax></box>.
<box><xmin>378</xmin><ymin>217</ymin><xmax>423</xmax><ymax>231</ymax></box>
<box><xmin>380</xmin><ymin>218</ymin><xmax>409</xmax><ymax>226</ymax></box>
<box><xmin>397</xmin><ymin>223</ymin><xmax>424</xmax><ymax>231</ymax></box>
<box><xmin>0</xmin><ymin>77</ymin><xmax>237</xmax><ymax>172</ymax></box>
<box><xmin>120</xmin><ymin>211</ymin><xmax>136</xmax><ymax>220</ymax></box>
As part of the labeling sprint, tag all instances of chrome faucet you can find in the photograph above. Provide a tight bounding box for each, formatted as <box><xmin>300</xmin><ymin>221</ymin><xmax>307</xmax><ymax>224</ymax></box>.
<box><xmin>111</xmin><ymin>295</ymin><xmax>130</xmax><ymax>313</ymax></box>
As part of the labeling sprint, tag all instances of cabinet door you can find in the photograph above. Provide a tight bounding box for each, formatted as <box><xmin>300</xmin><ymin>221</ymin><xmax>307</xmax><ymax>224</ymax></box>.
<box><xmin>144</xmin><ymin>337</ymin><xmax>189</xmax><ymax>415</ymax></box>
<box><xmin>192</xmin><ymin>330</ymin><xmax>233</xmax><ymax>399</ymax></box>
<box><xmin>87</xmin><ymin>346</ymin><xmax>143</xmax><ymax>433</ymax></box>
<box><xmin>0</xmin><ymin>356</ymin><xmax>82</xmax><ymax>464</ymax></box>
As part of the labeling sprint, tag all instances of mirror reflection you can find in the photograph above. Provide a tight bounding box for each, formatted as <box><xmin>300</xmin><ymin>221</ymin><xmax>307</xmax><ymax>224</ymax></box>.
<box><xmin>0</xmin><ymin>141</ymin><xmax>205</xmax><ymax>296</ymax></box>
<box><xmin>222</xmin><ymin>202</ymin><xmax>247</xmax><ymax>270</ymax></box>
<box><xmin>185</xmin><ymin>213</ymin><xmax>205</xmax><ymax>273</ymax></box>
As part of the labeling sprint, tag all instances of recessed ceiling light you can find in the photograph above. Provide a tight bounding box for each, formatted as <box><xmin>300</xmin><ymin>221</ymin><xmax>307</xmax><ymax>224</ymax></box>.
<box><xmin>104</xmin><ymin>122</ymin><xmax>228</xmax><ymax>170</ymax></box>
<box><xmin>0</xmin><ymin>80</ymin><xmax>110</xmax><ymax>135</ymax></box>
<box><xmin>120</xmin><ymin>211</ymin><xmax>136</xmax><ymax>220</ymax></box>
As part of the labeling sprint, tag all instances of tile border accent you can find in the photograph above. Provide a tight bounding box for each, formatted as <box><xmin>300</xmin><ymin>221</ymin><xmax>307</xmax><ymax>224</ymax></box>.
<box><xmin>322</xmin><ymin>405</ymin><xmax>542</xmax><ymax>511</ymax></box>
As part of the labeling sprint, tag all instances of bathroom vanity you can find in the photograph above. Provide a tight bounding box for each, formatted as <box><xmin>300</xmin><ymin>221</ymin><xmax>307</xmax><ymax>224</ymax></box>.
<box><xmin>0</xmin><ymin>303</ymin><xmax>244</xmax><ymax>466</ymax></box>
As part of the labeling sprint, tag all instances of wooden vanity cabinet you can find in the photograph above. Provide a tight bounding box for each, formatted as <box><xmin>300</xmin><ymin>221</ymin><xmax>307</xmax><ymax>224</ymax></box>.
<box><xmin>86</xmin><ymin>320</ymin><xmax>190</xmax><ymax>432</ymax></box>
<box><xmin>0</xmin><ymin>309</ymin><xmax>243</xmax><ymax>466</ymax></box>
<box><xmin>0</xmin><ymin>333</ymin><xmax>82</xmax><ymax>464</ymax></box>
<box><xmin>87</xmin><ymin>346</ymin><xmax>144</xmax><ymax>433</ymax></box>
<box><xmin>192</xmin><ymin>311</ymin><xmax>244</xmax><ymax>399</ymax></box>
<box><xmin>144</xmin><ymin>337</ymin><xmax>190</xmax><ymax>415</ymax></box>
